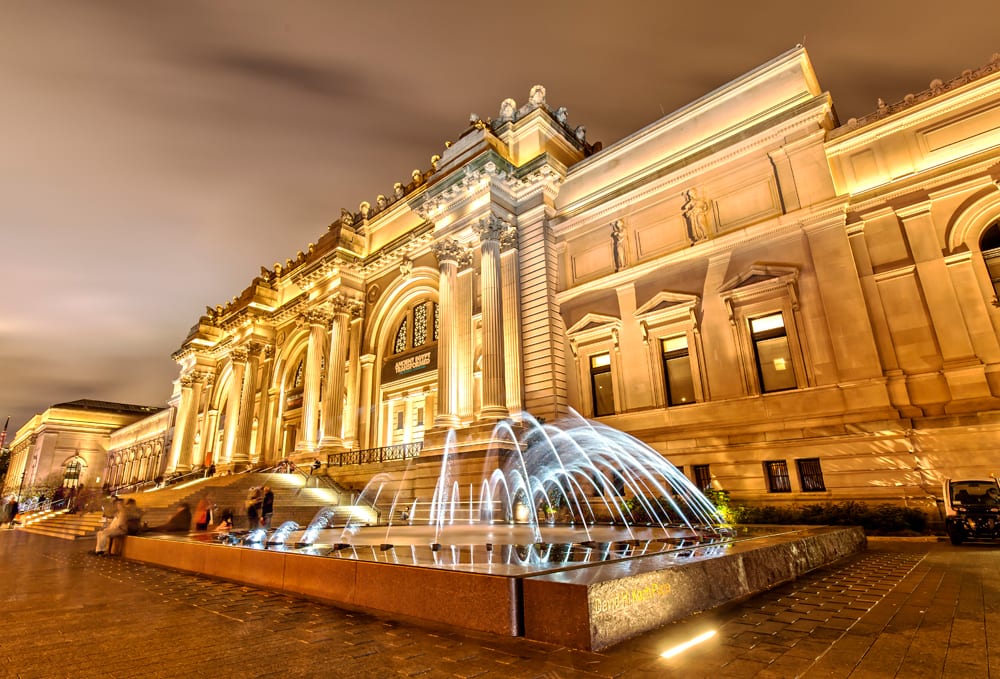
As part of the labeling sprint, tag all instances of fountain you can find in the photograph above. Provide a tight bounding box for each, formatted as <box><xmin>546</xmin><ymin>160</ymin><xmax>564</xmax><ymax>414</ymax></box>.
<box><xmin>123</xmin><ymin>411</ymin><xmax>866</xmax><ymax>650</ymax></box>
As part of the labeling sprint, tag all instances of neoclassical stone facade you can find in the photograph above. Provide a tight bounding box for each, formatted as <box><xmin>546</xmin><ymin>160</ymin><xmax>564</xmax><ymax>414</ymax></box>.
<box><xmin>161</xmin><ymin>47</ymin><xmax>1000</xmax><ymax>510</ymax></box>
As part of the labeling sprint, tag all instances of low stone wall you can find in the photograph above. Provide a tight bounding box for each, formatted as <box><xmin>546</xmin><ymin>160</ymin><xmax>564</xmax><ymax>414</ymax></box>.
<box><xmin>121</xmin><ymin>525</ymin><xmax>865</xmax><ymax>649</ymax></box>
<box><xmin>522</xmin><ymin>526</ymin><xmax>866</xmax><ymax>650</ymax></box>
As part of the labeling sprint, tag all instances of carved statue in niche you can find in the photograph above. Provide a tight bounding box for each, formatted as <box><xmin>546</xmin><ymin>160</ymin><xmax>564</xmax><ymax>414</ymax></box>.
<box><xmin>681</xmin><ymin>189</ymin><xmax>710</xmax><ymax>244</ymax></box>
<box><xmin>611</xmin><ymin>219</ymin><xmax>627</xmax><ymax>272</ymax></box>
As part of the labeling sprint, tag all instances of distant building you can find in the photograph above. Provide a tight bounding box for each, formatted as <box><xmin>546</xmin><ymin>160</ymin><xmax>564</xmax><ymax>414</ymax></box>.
<box><xmin>146</xmin><ymin>48</ymin><xmax>1000</xmax><ymax>510</ymax></box>
<box><xmin>1</xmin><ymin>400</ymin><xmax>166</xmax><ymax>497</ymax></box>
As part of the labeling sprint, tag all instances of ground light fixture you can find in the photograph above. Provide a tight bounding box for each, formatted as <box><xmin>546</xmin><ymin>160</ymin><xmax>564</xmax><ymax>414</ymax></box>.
<box><xmin>660</xmin><ymin>629</ymin><xmax>717</xmax><ymax>658</ymax></box>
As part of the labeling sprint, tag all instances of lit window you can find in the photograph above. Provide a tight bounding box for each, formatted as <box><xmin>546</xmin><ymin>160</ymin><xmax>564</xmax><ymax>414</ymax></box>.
<box><xmin>661</xmin><ymin>336</ymin><xmax>695</xmax><ymax>406</ymax></box>
<box><xmin>796</xmin><ymin>458</ymin><xmax>826</xmax><ymax>492</ymax></box>
<box><xmin>750</xmin><ymin>313</ymin><xmax>796</xmax><ymax>393</ymax></box>
<box><xmin>394</xmin><ymin>318</ymin><xmax>408</xmax><ymax>354</ymax></box>
<box><xmin>293</xmin><ymin>360</ymin><xmax>304</xmax><ymax>388</ymax></box>
<box><xmin>590</xmin><ymin>353</ymin><xmax>614</xmax><ymax>417</ymax></box>
<box><xmin>981</xmin><ymin>223</ymin><xmax>1000</xmax><ymax>302</ymax></box>
<box><xmin>764</xmin><ymin>460</ymin><xmax>792</xmax><ymax>492</ymax></box>
<box><xmin>692</xmin><ymin>464</ymin><xmax>711</xmax><ymax>491</ymax></box>
<box><xmin>413</xmin><ymin>303</ymin><xmax>427</xmax><ymax>347</ymax></box>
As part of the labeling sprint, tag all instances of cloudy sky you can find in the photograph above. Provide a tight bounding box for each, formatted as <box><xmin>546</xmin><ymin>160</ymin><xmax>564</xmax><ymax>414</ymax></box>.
<box><xmin>1</xmin><ymin>0</ymin><xmax>998</xmax><ymax>436</ymax></box>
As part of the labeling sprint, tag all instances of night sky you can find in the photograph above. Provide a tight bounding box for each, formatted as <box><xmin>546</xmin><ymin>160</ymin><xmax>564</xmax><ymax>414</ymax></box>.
<box><xmin>2</xmin><ymin>1</ymin><xmax>998</xmax><ymax>436</ymax></box>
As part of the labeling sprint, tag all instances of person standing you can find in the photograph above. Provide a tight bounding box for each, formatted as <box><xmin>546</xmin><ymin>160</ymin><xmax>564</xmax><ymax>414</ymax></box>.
<box><xmin>245</xmin><ymin>487</ymin><xmax>262</xmax><ymax>529</ymax></box>
<box><xmin>260</xmin><ymin>486</ymin><xmax>274</xmax><ymax>529</ymax></box>
<box><xmin>194</xmin><ymin>495</ymin><xmax>213</xmax><ymax>531</ymax></box>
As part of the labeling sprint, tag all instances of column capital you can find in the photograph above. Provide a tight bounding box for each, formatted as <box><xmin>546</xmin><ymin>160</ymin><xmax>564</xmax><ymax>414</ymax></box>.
<box><xmin>329</xmin><ymin>294</ymin><xmax>364</xmax><ymax>318</ymax></box>
<box><xmin>228</xmin><ymin>346</ymin><xmax>249</xmax><ymax>363</ymax></box>
<box><xmin>301</xmin><ymin>308</ymin><xmax>334</xmax><ymax>327</ymax></box>
<box><xmin>431</xmin><ymin>238</ymin><xmax>468</xmax><ymax>266</ymax></box>
<box><xmin>475</xmin><ymin>214</ymin><xmax>513</xmax><ymax>243</ymax></box>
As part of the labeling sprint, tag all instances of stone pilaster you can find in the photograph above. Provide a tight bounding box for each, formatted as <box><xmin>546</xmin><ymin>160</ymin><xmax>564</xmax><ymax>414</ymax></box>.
<box><xmin>180</xmin><ymin>373</ymin><xmax>206</xmax><ymax>469</ymax></box>
<box><xmin>252</xmin><ymin>346</ymin><xmax>275</xmax><ymax>465</ymax></box>
<box><xmin>500</xmin><ymin>227</ymin><xmax>523</xmax><ymax>416</ymax></box>
<box><xmin>476</xmin><ymin>215</ymin><xmax>512</xmax><ymax>419</ymax></box>
<box><xmin>358</xmin><ymin>354</ymin><xmax>376</xmax><ymax>449</ymax></box>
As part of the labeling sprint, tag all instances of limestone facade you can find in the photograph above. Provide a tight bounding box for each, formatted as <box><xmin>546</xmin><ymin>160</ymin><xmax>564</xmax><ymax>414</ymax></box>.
<box><xmin>1</xmin><ymin>400</ymin><xmax>165</xmax><ymax>496</ymax></box>
<box><xmin>159</xmin><ymin>47</ymin><xmax>1000</xmax><ymax>510</ymax></box>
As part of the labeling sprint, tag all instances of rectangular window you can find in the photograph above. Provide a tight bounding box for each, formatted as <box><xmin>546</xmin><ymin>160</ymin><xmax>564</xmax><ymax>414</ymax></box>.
<box><xmin>750</xmin><ymin>313</ymin><xmax>796</xmax><ymax>393</ymax></box>
<box><xmin>590</xmin><ymin>353</ymin><xmax>615</xmax><ymax>417</ymax></box>
<box><xmin>661</xmin><ymin>336</ymin><xmax>695</xmax><ymax>406</ymax></box>
<box><xmin>764</xmin><ymin>460</ymin><xmax>792</xmax><ymax>492</ymax></box>
<box><xmin>693</xmin><ymin>464</ymin><xmax>711</xmax><ymax>491</ymax></box>
<box><xmin>414</xmin><ymin>407</ymin><xmax>424</xmax><ymax>428</ymax></box>
<box><xmin>796</xmin><ymin>458</ymin><xmax>826</xmax><ymax>492</ymax></box>
<box><xmin>395</xmin><ymin>411</ymin><xmax>404</xmax><ymax>431</ymax></box>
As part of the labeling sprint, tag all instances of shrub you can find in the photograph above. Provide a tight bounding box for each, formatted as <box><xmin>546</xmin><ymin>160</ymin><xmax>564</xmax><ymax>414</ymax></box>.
<box><xmin>706</xmin><ymin>496</ymin><xmax>931</xmax><ymax>535</ymax></box>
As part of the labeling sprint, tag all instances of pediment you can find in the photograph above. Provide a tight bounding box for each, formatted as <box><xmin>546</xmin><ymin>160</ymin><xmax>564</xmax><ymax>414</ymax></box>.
<box><xmin>566</xmin><ymin>312</ymin><xmax>621</xmax><ymax>337</ymax></box>
<box><xmin>635</xmin><ymin>291</ymin><xmax>701</xmax><ymax>318</ymax></box>
<box><xmin>718</xmin><ymin>264</ymin><xmax>798</xmax><ymax>296</ymax></box>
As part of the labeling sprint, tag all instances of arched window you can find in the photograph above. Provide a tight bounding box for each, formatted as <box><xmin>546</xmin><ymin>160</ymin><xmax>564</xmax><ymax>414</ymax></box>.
<box><xmin>980</xmin><ymin>222</ymin><xmax>1000</xmax><ymax>304</ymax></box>
<box><xmin>63</xmin><ymin>459</ymin><xmax>83</xmax><ymax>488</ymax></box>
<box><xmin>293</xmin><ymin>359</ymin><xmax>304</xmax><ymax>388</ymax></box>
<box><xmin>392</xmin><ymin>301</ymin><xmax>438</xmax><ymax>355</ymax></box>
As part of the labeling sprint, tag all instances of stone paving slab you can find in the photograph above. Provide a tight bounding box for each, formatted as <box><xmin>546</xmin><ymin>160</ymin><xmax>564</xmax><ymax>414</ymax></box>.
<box><xmin>2</xmin><ymin>532</ymin><xmax>998</xmax><ymax>677</ymax></box>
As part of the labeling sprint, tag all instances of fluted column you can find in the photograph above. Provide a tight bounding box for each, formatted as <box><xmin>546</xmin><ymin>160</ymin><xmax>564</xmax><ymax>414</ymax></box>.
<box><xmin>180</xmin><ymin>373</ymin><xmax>206</xmax><ymax>469</ymax></box>
<box><xmin>196</xmin><ymin>374</ymin><xmax>216</xmax><ymax>467</ymax></box>
<box><xmin>476</xmin><ymin>215</ymin><xmax>510</xmax><ymax>419</ymax></box>
<box><xmin>232</xmin><ymin>343</ymin><xmax>262</xmax><ymax>466</ymax></box>
<box><xmin>500</xmin><ymin>228</ymin><xmax>523</xmax><ymax>416</ymax></box>
<box><xmin>358</xmin><ymin>354</ymin><xmax>376</xmax><ymax>449</ymax></box>
<box><xmin>252</xmin><ymin>346</ymin><xmax>275</xmax><ymax>464</ymax></box>
<box><xmin>320</xmin><ymin>298</ymin><xmax>358</xmax><ymax>450</ymax></box>
<box><xmin>221</xmin><ymin>347</ymin><xmax>247</xmax><ymax>464</ymax></box>
<box><xmin>298</xmin><ymin>309</ymin><xmax>331</xmax><ymax>451</ymax></box>
<box><xmin>167</xmin><ymin>375</ymin><xmax>195</xmax><ymax>473</ymax></box>
<box><xmin>431</xmin><ymin>239</ymin><xmax>465</xmax><ymax>427</ymax></box>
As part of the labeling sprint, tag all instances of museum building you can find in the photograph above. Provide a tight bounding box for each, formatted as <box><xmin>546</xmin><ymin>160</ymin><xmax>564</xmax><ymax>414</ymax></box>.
<box><xmin>7</xmin><ymin>47</ymin><xmax>1000</xmax><ymax>510</ymax></box>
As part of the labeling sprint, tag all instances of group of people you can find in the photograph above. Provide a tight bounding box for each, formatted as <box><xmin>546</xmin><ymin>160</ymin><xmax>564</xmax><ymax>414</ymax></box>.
<box><xmin>245</xmin><ymin>486</ymin><xmax>274</xmax><ymax>529</ymax></box>
<box><xmin>94</xmin><ymin>497</ymin><xmax>145</xmax><ymax>554</ymax></box>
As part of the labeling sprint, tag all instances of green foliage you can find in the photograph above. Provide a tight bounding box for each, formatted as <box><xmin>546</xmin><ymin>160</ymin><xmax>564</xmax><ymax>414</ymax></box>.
<box><xmin>705</xmin><ymin>496</ymin><xmax>930</xmax><ymax>535</ymax></box>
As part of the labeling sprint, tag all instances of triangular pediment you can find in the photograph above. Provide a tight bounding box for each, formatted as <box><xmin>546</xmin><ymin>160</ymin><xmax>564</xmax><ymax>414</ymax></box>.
<box><xmin>719</xmin><ymin>264</ymin><xmax>798</xmax><ymax>295</ymax></box>
<box><xmin>566</xmin><ymin>312</ymin><xmax>621</xmax><ymax>336</ymax></box>
<box><xmin>635</xmin><ymin>291</ymin><xmax>701</xmax><ymax>318</ymax></box>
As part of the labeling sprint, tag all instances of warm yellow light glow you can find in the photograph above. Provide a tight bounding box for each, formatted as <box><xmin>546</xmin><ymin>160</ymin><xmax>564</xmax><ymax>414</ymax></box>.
<box><xmin>470</xmin><ymin>195</ymin><xmax>490</xmax><ymax>210</ymax></box>
<box><xmin>660</xmin><ymin>629</ymin><xmax>716</xmax><ymax>658</ymax></box>
<box><xmin>590</xmin><ymin>353</ymin><xmax>611</xmax><ymax>368</ymax></box>
<box><xmin>773</xmin><ymin>357</ymin><xmax>787</xmax><ymax>371</ymax></box>
<box><xmin>750</xmin><ymin>313</ymin><xmax>784</xmax><ymax>333</ymax></box>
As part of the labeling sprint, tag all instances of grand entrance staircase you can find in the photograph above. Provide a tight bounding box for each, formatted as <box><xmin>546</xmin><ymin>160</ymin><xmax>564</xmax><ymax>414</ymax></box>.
<box><xmin>16</xmin><ymin>471</ymin><xmax>379</xmax><ymax>539</ymax></box>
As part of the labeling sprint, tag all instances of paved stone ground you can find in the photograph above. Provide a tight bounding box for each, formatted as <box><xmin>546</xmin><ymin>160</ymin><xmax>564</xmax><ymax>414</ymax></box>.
<box><xmin>0</xmin><ymin>531</ymin><xmax>997</xmax><ymax>678</ymax></box>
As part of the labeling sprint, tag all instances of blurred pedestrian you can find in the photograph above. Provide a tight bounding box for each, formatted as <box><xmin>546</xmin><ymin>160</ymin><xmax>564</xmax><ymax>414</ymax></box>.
<box><xmin>95</xmin><ymin>498</ymin><xmax>126</xmax><ymax>554</ymax></box>
<box><xmin>194</xmin><ymin>495</ymin><xmax>213</xmax><ymax>530</ymax></box>
<box><xmin>260</xmin><ymin>486</ymin><xmax>274</xmax><ymax>528</ymax></box>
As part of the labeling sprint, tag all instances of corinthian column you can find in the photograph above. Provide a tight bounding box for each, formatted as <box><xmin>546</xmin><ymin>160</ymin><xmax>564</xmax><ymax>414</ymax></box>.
<box><xmin>180</xmin><ymin>373</ymin><xmax>206</xmax><ymax>469</ymax></box>
<box><xmin>476</xmin><ymin>215</ymin><xmax>511</xmax><ymax>419</ymax></box>
<box><xmin>431</xmin><ymin>238</ymin><xmax>465</xmax><ymax>427</ymax></box>
<box><xmin>221</xmin><ymin>347</ymin><xmax>247</xmax><ymax>465</ymax></box>
<box><xmin>167</xmin><ymin>374</ymin><xmax>195</xmax><ymax>473</ymax></box>
<box><xmin>232</xmin><ymin>343</ymin><xmax>263</xmax><ymax>467</ymax></box>
<box><xmin>298</xmin><ymin>309</ymin><xmax>332</xmax><ymax>451</ymax></box>
<box><xmin>320</xmin><ymin>297</ymin><xmax>359</xmax><ymax>451</ymax></box>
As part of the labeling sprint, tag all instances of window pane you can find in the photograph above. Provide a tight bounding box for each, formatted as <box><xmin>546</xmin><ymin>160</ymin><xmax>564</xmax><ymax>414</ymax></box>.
<box><xmin>796</xmin><ymin>458</ymin><xmax>826</xmax><ymax>492</ymax></box>
<box><xmin>413</xmin><ymin>303</ymin><xmax>427</xmax><ymax>347</ymax></box>
<box><xmin>661</xmin><ymin>335</ymin><xmax>688</xmax><ymax>353</ymax></box>
<box><xmin>764</xmin><ymin>460</ymin><xmax>791</xmax><ymax>492</ymax></box>
<box><xmin>750</xmin><ymin>313</ymin><xmax>785</xmax><ymax>334</ymax></box>
<box><xmin>664</xmin><ymin>354</ymin><xmax>695</xmax><ymax>405</ymax></box>
<box><xmin>592</xmin><ymin>370</ymin><xmax>614</xmax><ymax>416</ymax></box>
<box><xmin>591</xmin><ymin>353</ymin><xmax>611</xmax><ymax>368</ymax></box>
<box><xmin>756</xmin><ymin>336</ymin><xmax>796</xmax><ymax>392</ymax></box>
<box><xmin>394</xmin><ymin>318</ymin><xmax>408</xmax><ymax>354</ymax></box>
<box><xmin>693</xmin><ymin>464</ymin><xmax>711</xmax><ymax>491</ymax></box>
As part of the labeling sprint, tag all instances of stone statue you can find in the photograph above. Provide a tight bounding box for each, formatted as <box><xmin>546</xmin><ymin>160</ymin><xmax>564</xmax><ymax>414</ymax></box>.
<box><xmin>528</xmin><ymin>85</ymin><xmax>546</xmax><ymax>109</ymax></box>
<box><xmin>611</xmin><ymin>220</ymin><xmax>627</xmax><ymax>271</ymax></box>
<box><xmin>340</xmin><ymin>208</ymin><xmax>354</xmax><ymax>227</ymax></box>
<box><xmin>394</xmin><ymin>182</ymin><xmax>405</xmax><ymax>199</ymax></box>
<box><xmin>498</xmin><ymin>98</ymin><xmax>516</xmax><ymax>122</ymax></box>
<box><xmin>681</xmin><ymin>189</ymin><xmax>710</xmax><ymax>244</ymax></box>
<box><xmin>376</xmin><ymin>194</ymin><xmax>388</xmax><ymax>211</ymax></box>
<box><xmin>574</xmin><ymin>125</ymin><xmax>586</xmax><ymax>143</ymax></box>
<box><xmin>359</xmin><ymin>201</ymin><xmax>370</xmax><ymax>220</ymax></box>
<box><xmin>554</xmin><ymin>106</ymin><xmax>568</xmax><ymax>125</ymax></box>
<box><xmin>430</xmin><ymin>154</ymin><xmax>440</xmax><ymax>172</ymax></box>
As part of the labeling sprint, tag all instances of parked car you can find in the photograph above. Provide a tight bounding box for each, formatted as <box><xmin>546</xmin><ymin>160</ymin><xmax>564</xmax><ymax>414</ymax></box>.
<box><xmin>942</xmin><ymin>478</ymin><xmax>1000</xmax><ymax>545</ymax></box>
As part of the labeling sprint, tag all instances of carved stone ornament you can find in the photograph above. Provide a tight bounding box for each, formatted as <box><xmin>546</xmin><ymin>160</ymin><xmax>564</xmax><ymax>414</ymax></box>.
<box><xmin>498</xmin><ymin>98</ymin><xmax>516</xmax><ymax>122</ymax></box>
<box><xmin>611</xmin><ymin>219</ymin><xmax>627</xmax><ymax>271</ymax></box>
<box><xmin>681</xmin><ymin>189</ymin><xmax>710</xmax><ymax>244</ymax></box>
<box><xmin>499</xmin><ymin>225</ymin><xmax>519</xmax><ymax>251</ymax></box>
<box><xmin>340</xmin><ymin>208</ymin><xmax>354</xmax><ymax>227</ymax></box>
<box><xmin>302</xmin><ymin>308</ymin><xmax>334</xmax><ymax>326</ymax></box>
<box><xmin>359</xmin><ymin>201</ymin><xmax>371</xmax><ymax>219</ymax></box>
<box><xmin>399</xmin><ymin>257</ymin><xmax>413</xmax><ymax>277</ymax></box>
<box><xmin>431</xmin><ymin>238</ymin><xmax>467</xmax><ymax>265</ymax></box>
<box><xmin>474</xmin><ymin>214</ymin><xmax>512</xmax><ymax>243</ymax></box>
<box><xmin>229</xmin><ymin>346</ymin><xmax>249</xmax><ymax>363</ymax></box>
<box><xmin>330</xmin><ymin>295</ymin><xmax>364</xmax><ymax>318</ymax></box>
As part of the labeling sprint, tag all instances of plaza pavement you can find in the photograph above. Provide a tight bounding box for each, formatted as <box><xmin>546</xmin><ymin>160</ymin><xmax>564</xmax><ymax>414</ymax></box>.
<box><xmin>0</xmin><ymin>530</ymin><xmax>996</xmax><ymax>678</ymax></box>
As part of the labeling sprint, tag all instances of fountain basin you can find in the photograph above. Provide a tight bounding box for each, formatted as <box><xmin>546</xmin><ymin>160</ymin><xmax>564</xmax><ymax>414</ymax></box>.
<box><xmin>119</xmin><ymin>524</ymin><xmax>864</xmax><ymax>649</ymax></box>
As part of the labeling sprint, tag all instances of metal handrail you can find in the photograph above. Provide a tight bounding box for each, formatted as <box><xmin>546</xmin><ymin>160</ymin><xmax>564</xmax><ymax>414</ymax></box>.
<box><xmin>327</xmin><ymin>442</ymin><xmax>422</xmax><ymax>467</ymax></box>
